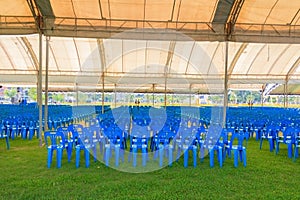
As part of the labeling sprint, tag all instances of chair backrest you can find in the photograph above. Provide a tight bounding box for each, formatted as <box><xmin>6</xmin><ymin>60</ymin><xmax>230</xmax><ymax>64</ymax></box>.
<box><xmin>77</xmin><ymin>127</ymin><xmax>94</xmax><ymax>146</ymax></box>
<box><xmin>283</xmin><ymin>127</ymin><xmax>296</xmax><ymax>142</ymax></box>
<box><xmin>230</xmin><ymin>131</ymin><xmax>248</xmax><ymax>149</ymax></box>
<box><xmin>44</xmin><ymin>131</ymin><xmax>65</xmax><ymax>148</ymax></box>
<box><xmin>0</xmin><ymin>124</ymin><xmax>8</xmax><ymax>138</ymax></box>
<box><xmin>218</xmin><ymin>128</ymin><xmax>229</xmax><ymax>146</ymax></box>
<box><xmin>130</xmin><ymin>134</ymin><xmax>148</xmax><ymax>149</ymax></box>
<box><xmin>294</xmin><ymin>130</ymin><xmax>300</xmax><ymax>145</ymax></box>
<box><xmin>67</xmin><ymin>124</ymin><xmax>84</xmax><ymax>141</ymax></box>
<box><xmin>57</xmin><ymin>126</ymin><xmax>70</xmax><ymax>141</ymax></box>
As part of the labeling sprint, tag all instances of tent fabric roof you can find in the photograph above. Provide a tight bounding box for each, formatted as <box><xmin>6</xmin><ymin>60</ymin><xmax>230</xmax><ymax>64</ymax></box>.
<box><xmin>1</xmin><ymin>0</ymin><xmax>300</xmax><ymax>43</ymax></box>
<box><xmin>0</xmin><ymin>0</ymin><xmax>300</xmax><ymax>94</ymax></box>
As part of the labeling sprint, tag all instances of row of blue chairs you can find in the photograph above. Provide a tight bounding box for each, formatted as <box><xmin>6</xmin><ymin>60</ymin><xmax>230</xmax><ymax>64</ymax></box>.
<box><xmin>44</xmin><ymin>124</ymin><xmax>249</xmax><ymax>169</ymax></box>
<box><xmin>260</xmin><ymin>125</ymin><xmax>300</xmax><ymax>160</ymax></box>
<box><xmin>43</xmin><ymin>105</ymin><xmax>300</xmax><ymax>169</ymax></box>
<box><xmin>1</xmin><ymin>119</ymin><xmax>39</xmax><ymax>140</ymax></box>
<box><xmin>45</xmin><ymin>124</ymin><xmax>100</xmax><ymax>168</ymax></box>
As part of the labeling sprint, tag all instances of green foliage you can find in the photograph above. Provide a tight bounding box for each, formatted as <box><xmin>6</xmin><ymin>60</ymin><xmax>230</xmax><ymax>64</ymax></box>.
<box><xmin>78</xmin><ymin>92</ymin><xmax>88</xmax><ymax>103</ymax></box>
<box><xmin>28</xmin><ymin>88</ymin><xmax>37</xmax><ymax>101</ymax></box>
<box><xmin>4</xmin><ymin>87</ymin><xmax>17</xmax><ymax>98</ymax></box>
<box><xmin>228</xmin><ymin>90</ymin><xmax>262</xmax><ymax>104</ymax></box>
<box><xmin>52</xmin><ymin>93</ymin><xmax>64</xmax><ymax>103</ymax></box>
<box><xmin>208</xmin><ymin>95</ymin><xmax>223</xmax><ymax>104</ymax></box>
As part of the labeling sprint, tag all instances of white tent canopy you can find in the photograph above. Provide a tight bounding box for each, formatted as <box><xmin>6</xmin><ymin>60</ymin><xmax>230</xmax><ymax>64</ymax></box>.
<box><xmin>1</xmin><ymin>0</ymin><xmax>300</xmax><ymax>43</ymax></box>
<box><xmin>0</xmin><ymin>35</ymin><xmax>299</xmax><ymax>94</ymax></box>
<box><xmin>0</xmin><ymin>0</ymin><xmax>299</xmax><ymax>94</ymax></box>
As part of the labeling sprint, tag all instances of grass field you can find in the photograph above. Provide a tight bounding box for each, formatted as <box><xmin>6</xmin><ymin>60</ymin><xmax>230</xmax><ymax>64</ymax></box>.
<box><xmin>0</xmin><ymin>138</ymin><xmax>299</xmax><ymax>200</ymax></box>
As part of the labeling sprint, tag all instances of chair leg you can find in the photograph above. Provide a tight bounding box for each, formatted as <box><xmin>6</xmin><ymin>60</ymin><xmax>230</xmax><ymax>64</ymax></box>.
<box><xmin>93</xmin><ymin>146</ymin><xmax>97</xmax><ymax>162</ymax></box>
<box><xmin>142</xmin><ymin>146</ymin><xmax>147</xmax><ymax>167</ymax></box>
<box><xmin>287</xmin><ymin>143</ymin><xmax>293</xmax><ymax>158</ymax></box>
<box><xmin>255</xmin><ymin>131</ymin><xmax>259</xmax><ymax>141</ymax></box>
<box><xmin>75</xmin><ymin>146</ymin><xmax>80</xmax><ymax>168</ymax></box>
<box><xmin>115</xmin><ymin>145</ymin><xmax>120</xmax><ymax>167</ymax></box>
<box><xmin>218</xmin><ymin>147</ymin><xmax>223</xmax><ymax>168</ymax></box>
<box><xmin>159</xmin><ymin>144</ymin><xmax>164</xmax><ymax>167</ymax></box>
<box><xmin>259</xmin><ymin>138</ymin><xmax>263</xmax><ymax>150</ymax></box>
<box><xmin>29</xmin><ymin>129</ymin><xmax>34</xmax><ymax>140</ymax></box>
<box><xmin>209</xmin><ymin>148</ymin><xmax>214</xmax><ymax>168</ymax></box>
<box><xmin>120</xmin><ymin>148</ymin><xmax>124</xmax><ymax>163</ymax></box>
<box><xmin>11</xmin><ymin>130</ymin><xmax>15</xmax><ymax>140</ymax></box>
<box><xmin>268</xmin><ymin>138</ymin><xmax>274</xmax><ymax>152</ymax></box>
<box><xmin>99</xmin><ymin>140</ymin><xmax>104</xmax><ymax>155</ymax></box>
<box><xmin>168</xmin><ymin>145</ymin><xmax>173</xmax><ymax>167</ymax></box>
<box><xmin>243</xmin><ymin>149</ymin><xmax>247</xmax><ymax>167</ymax></box>
<box><xmin>84</xmin><ymin>148</ymin><xmax>90</xmax><ymax>168</ymax></box>
<box><xmin>293</xmin><ymin>146</ymin><xmax>299</xmax><ymax>162</ymax></box>
<box><xmin>193</xmin><ymin>145</ymin><xmax>197</xmax><ymax>168</ymax></box>
<box><xmin>5</xmin><ymin>137</ymin><xmax>10</xmax><ymax>150</ymax></box>
<box><xmin>67</xmin><ymin>142</ymin><xmax>72</xmax><ymax>163</ymax></box>
<box><xmin>104</xmin><ymin>144</ymin><xmax>110</xmax><ymax>167</ymax></box>
<box><xmin>175</xmin><ymin>145</ymin><xmax>181</xmax><ymax>162</ymax></box>
<box><xmin>239</xmin><ymin>150</ymin><xmax>243</xmax><ymax>162</ymax></box>
<box><xmin>183</xmin><ymin>146</ymin><xmax>188</xmax><ymax>168</ymax></box>
<box><xmin>228</xmin><ymin>147</ymin><xmax>232</xmax><ymax>158</ymax></box>
<box><xmin>200</xmin><ymin>147</ymin><xmax>205</xmax><ymax>163</ymax></box>
<box><xmin>133</xmin><ymin>146</ymin><xmax>137</xmax><ymax>167</ymax></box>
<box><xmin>57</xmin><ymin>147</ymin><xmax>62</xmax><ymax>168</ymax></box>
<box><xmin>276</xmin><ymin>142</ymin><xmax>279</xmax><ymax>154</ymax></box>
<box><xmin>233</xmin><ymin>149</ymin><xmax>238</xmax><ymax>168</ymax></box>
<box><xmin>47</xmin><ymin>148</ymin><xmax>52</xmax><ymax>168</ymax></box>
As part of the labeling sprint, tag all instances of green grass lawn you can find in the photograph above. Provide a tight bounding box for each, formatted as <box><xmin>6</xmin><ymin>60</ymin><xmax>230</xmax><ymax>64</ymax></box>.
<box><xmin>0</xmin><ymin>138</ymin><xmax>299</xmax><ymax>200</ymax></box>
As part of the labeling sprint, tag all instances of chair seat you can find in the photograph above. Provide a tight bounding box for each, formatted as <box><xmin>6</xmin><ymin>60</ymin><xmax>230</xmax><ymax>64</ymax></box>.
<box><xmin>44</xmin><ymin>131</ymin><xmax>67</xmax><ymax>168</ymax></box>
<box><xmin>231</xmin><ymin>145</ymin><xmax>246</xmax><ymax>150</ymax></box>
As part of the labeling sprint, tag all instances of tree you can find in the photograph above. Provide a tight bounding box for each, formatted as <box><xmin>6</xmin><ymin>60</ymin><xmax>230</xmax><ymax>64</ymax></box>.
<box><xmin>4</xmin><ymin>88</ymin><xmax>17</xmax><ymax>103</ymax></box>
<box><xmin>229</xmin><ymin>92</ymin><xmax>237</xmax><ymax>104</ymax></box>
<box><xmin>78</xmin><ymin>92</ymin><xmax>88</xmax><ymax>104</ymax></box>
<box><xmin>28</xmin><ymin>87</ymin><xmax>37</xmax><ymax>101</ymax></box>
<box><xmin>52</xmin><ymin>93</ymin><xmax>64</xmax><ymax>103</ymax></box>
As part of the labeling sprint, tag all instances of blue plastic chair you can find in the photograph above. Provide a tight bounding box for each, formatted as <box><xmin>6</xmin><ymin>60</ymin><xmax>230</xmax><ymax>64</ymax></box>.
<box><xmin>128</xmin><ymin>135</ymin><xmax>149</xmax><ymax>167</ymax></box>
<box><xmin>0</xmin><ymin>123</ymin><xmax>10</xmax><ymax>149</ymax></box>
<box><xmin>183</xmin><ymin>140</ymin><xmax>198</xmax><ymax>168</ymax></box>
<box><xmin>200</xmin><ymin>125</ymin><xmax>223</xmax><ymax>168</ymax></box>
<box><xmin>44</xmin><ymin>131</ymin><xmax>66</xmax><ymax>168</ymax></box>
<box><xmin>276</xmin><ymin>127</ymin><xmax>294</xmax><ymax>158</ymax></box>
<box><xmin>89</xmin><ymin>125</ymin><xmax>105</xmax><ymax>155</ymax></box>
<box><xmin>293</xmin><ymin>131</ymin><xmax>300</xmax><ymax>162</ymax></box>
<box><xmin>259</xmin><ymin>125</ymin><xmax>278</xmax><ymax>152</ymax></box>
<box><xmin>28</xmin><ymin>121</ymin><xmax>35</xmax><ymax>140</ymax></box>
<box><xmin>20</xmin><ymin>121</ymin><xmax>28</xmax><ymax>139</ymax></box>
<box><xmin>57</xmin><ymin>126</ymin><xmax>73</xmax><ymax>162</ymax></box>
<box><xmin>103</xmin><ymin>126</ymin><xmax>126</xmax><ymax>167</ymax></box>
<box><xmin>75</xmin><ymin>127</ymin><xmax>97</xmax><ymax>168</ymax></box>
<box><xmin>193</xmin><ymin>126</ymin><xmax>207</xmax><ymax>149</ymax></box>
<box><xmin>226</xmin><ymin>131</ymin><xmax>248</xmax><ymax>167</ymax></box>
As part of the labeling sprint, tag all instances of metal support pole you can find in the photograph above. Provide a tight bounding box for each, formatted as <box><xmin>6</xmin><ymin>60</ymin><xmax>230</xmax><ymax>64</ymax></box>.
<box><xmin>261</xmin><ymin>85</ymin><xmax>264</xmax><ymax>107</ymax></box>
<box><xmin>114</xmin><ymin>84</ymin><xmax>117</xmax><ymax>108</ymax></box>
<box><xmin>284</xmin><ymin>78</ymin><xmax>288</xmax><ymax>108</ymax></box>
<box><xmin>38</xmin><ymin>33</ymin><xmax>43</xmax><ymax>146</ymax></box>
<box><xmin>44</xmin><ymin>36</ymin><xmax>50</xmax><ymax>131</ymax></box>
<box><xmin>172</xmin><ymin>94</ymin><xmax>174</xmax><ymax>105</ymax></box>
<box><xmin>223</xmin><ymin>41</ymin><xmax>229</xmax><ymax>127</ymax></box>
<box><xmin>164</xmin><ymin>85</ymin><xmax>167</xmax><ymax>108</ymax></box>
<box><xmin>102</xmin><ymin>73</ymin><xmax>105</xmax><ymax>114</ymax></box>
<box><xmin>189</xmin><ymin>84</ymin><xmax>192</xmax><ymax>106</ymax></box>
<box><xmin>76</xmin><ymin>83</ymin><xmax>79</xmax><ymax>106</ymax></box>
<box><xmin>152</xmin><ymin>84</ymin><xmax>155</xmax><ymax>107</ymax></box>
<box><xmin>261</xmin><ymin>92</ymin><xmax>264</xmax><ymax>107</ymax></box>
